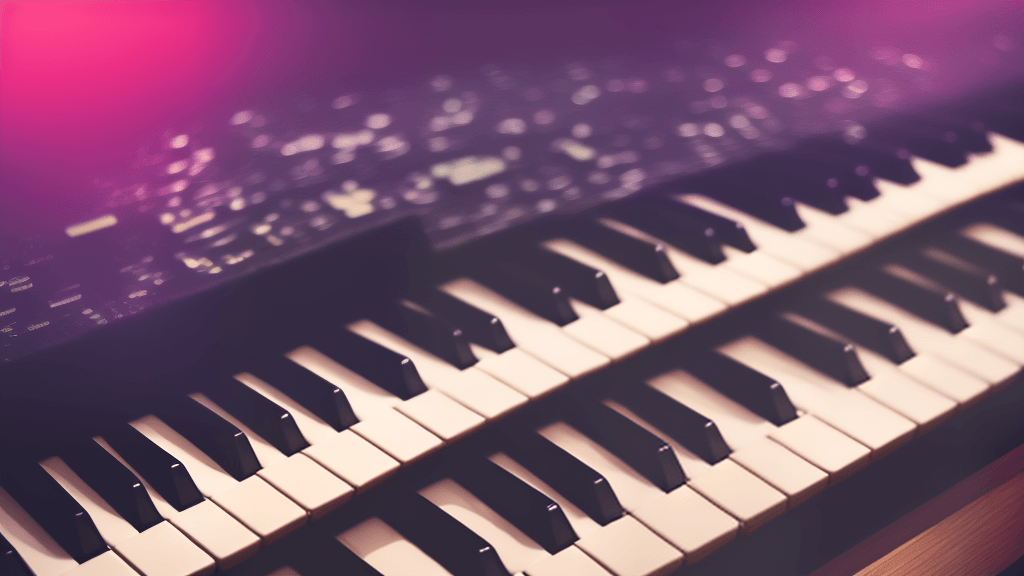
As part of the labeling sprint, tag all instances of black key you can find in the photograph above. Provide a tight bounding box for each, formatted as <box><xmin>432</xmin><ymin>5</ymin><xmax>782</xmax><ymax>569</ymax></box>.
<box><xmin>805</xmin><ymin>139</ymin><xmax>920</xmax><ymax>184</ymax></box>
<box><xmin>206</xmin><ymin>378</ymin><xmax>309</xmax><ymax>456</ymax></box>
<box><xmin>414</xmin><ymin>288</ymin><xmax>515</xmax><ymax>353</ymax></box>
<box><xmin>935</xmin><ymin>235</ymin><xmax>1024</xmax><ymax>296</ymax></box>
<box><xmin>681</xmin><ymin>351</ymin><xmax>798</xmax><ymax>426</ymax></box>
<box><xmin>502</xmin><ymin>430</ymin><xmax>623</xmax><ymax>525</ymax></box>
<box><xmin>0</xmin><ymin>530</ymin><xmax>34</xmax><ymax>576</ymax></box>
<box><xmin>756</xmin><ymin>315</ymin><xmax>870</xmax><ymax>386</ymax></box>
<box><xmin>375</xmin><ymin>301</ymin><xmax>478</xmax><ymax>368</ymax></box>
<box><xmin>156</xmin><ymin>397</ymin><xmax>262</xmax><ymax>481</ymax></box>
<box><xmin>453</xmin><ymin>458</ymin><xmax>577</xmax><ymax>554</ymax></box>
<box><xmin>566</xmin><ymin>220</ymin><xmax>679</xmax><ymax>283</ymax></box>
<box><xmin>855</xmin><ymin>269</ymin><xmax>969</xmax><ymax>333</ymax></box>
<box><xmin>642</xmin><ymin>196</ymin><xmax>757</xmax><ymax>252</ymax></box>
<box><xmin>381</xmin><ymin>492</ymin><xmax>509</xmax><ymax>576</ymax></box>
<box><xmin>610</xmin><ymin>204</ymin><xmax>726</xmax><ymax>264</ymax></box>
<box><xmin>59</xmin><ymin>439</ymin><xmax>163</xmax><ymax>532</ymax></box>
<box><xmin>614</xmin><ymin>384</ymin><xmax>731</xmax><ymax>464</ymax></box>
<box><xmin>0</xmin><ymin>460</ymin><xmax>107</xmax><ymax>563</ymax></box>
<box><xmin>901</xmin><ymin>250</ymin><xmax>1005</xmax><ymax>311</ymax></box>
<box><xmin>693</xmin><ymin>176</ymin><xmax>806</xmax><ymax>231</ymax></box>
<box><xmin>315</xmin><ymin>329</ymin><xmax>428</xmax><ymax>400</ymax></box>
<box><xmin>795</xmin><ymin>298</ymin><xmax>915</xmax><ymax>364</ymax></box>
<box><xmin>868</xmin><ymin>123</ymin><xmax>968</xmax><ymax>167</ymax></box>
<box><xmin>515</xmin><ymin>247</ymin><xmax>621</xmax><ymax>309</ymax></box>
<box><xmin>470</xmin><ymin>262</ymin><xmax>578</xmax><ymax>326</ymax></box>
<box><xmin>248</xmin><ymin>355</ymin><xmax>358</xmax><ymax>432</ymax></box>
<box><xmin>102</xmin><ymin>424</ymin><xmax>204</xmax><ymax>511</ymax></box>
<box><xmin>567</xmin><ymin>402</ymin><xmax>685</xmax><ymax>492</ymax></box>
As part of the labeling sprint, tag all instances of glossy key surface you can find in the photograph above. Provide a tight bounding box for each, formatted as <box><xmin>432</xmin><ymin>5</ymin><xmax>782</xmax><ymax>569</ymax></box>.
<box><xmin>157</xmin><ymin>397</ymin><xmax>262</xmax><ymax>481</ymax></box>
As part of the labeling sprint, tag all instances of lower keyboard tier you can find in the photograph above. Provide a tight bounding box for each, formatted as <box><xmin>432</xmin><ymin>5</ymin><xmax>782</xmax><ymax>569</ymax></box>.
<box><xmin>224</xmin><ymin>373</ymin><xmax>1024</xmax><ymax>576</ymax></box>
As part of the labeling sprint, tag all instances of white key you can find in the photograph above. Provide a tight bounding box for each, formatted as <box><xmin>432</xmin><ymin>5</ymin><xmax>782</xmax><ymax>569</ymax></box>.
<box><xmin>487</xmin><ymin>453</ymin><xmax>681</xmax><ymax>576</ymax></box>
<box><xmin>788</xmin><ymin>202</ymin><xmax>874</xmax><ymax>254</ymax></box>
<box><xmin>522</xmin><ymin>545</ymin><xmax>614</xmax><ymax>576</ymax></box>
<box><xmin>870</xmin><ymin>177</ymin><xmax>944</xmax><ymax>223</ymax></box>
<box><xmin>897</xmin><ymin>354</ymin><xmax>991</xmax><ymax>405</ymax></box>
<box><xmin>130</xmin><ymin>416</ymin><xmax>306</xmax><ymax>545</ymax></box>
<box><xmin>719</xmin><ymin>245</ymin><xmax>803</xmax><ymax>289</ymax></box>
<box><xmin>285</xmin><ymin>347</ymin><xmax>444</xmax><ymax>464</ymax></box>
<box><xmin>348</xmin><ymin>320</ymin><xmax>527</xmax><ymax>420</ymax></box>
<box><xmin>39</xmin><ymin>457</ymin><xmax>215</xmax><ymax>576</ymax></box>
<box><xmin>234</xmin><ymin>372</ymin><xmax>401</xmax><ymax>491</ymax></box>
<box><xmin>718</xmin><ymin>336</ymin><xmax>916</xmax><ymax>457</ymax></box>
<box><xmin>957</xmin><ymin>301</ymin><xmax>1024</xmax><ymax>362</ymax></box>
<box><xmin>303</xmin><ymin>431</ymin><xmax>401</xmax><ymax>492</ymax></box>
<box><xmin>442</xmin><ymin>278</ymin><xmax>611</xmax><ymax>377</ymax></box>
<box><xmin>190</xmin><ymin>394</ymin><xmax>354</xmax><ymax>520</ymax></box>
<box><xmin>644</xmin><ymin>370</ymin><xmax>829</xmax><ymax>505</ymax></box>
<box><xmin>769</xmin><ymin>415</ymin><xmax>871</xmax><ymax>482</ymax></box>
<box><xmin>728</xmin><ymin>438</ymin><xmax>828</xmax><ymax>509</ymax></box>
<box><xmin>62</xmin><ymin>551</ymin><xmax>141</xmax><ymax>576</ymax></box>
<box><xmin>599</xmin><ymin>298</ymin><xmax>689</xmax><ymax>342</ymax></box>
<box><xmin>0</xmin><ymin>484</ymin><xmax>81</xmax><ymax>576</ymax></box>
<box><xmin>574</xmin><ymin>515</ymin><xmax>683</xmax><ymax>576</ymax></box>
<box><xmin>602</xmin><ymin>400</ymin><xmax>786</xmax><ymax>535</ymax></box>
<box><xmin>544</xmin><ymin>239</ymin><xmax>725</xmax><ymax>323</ymax></box>
<box><xmin>470</xmin><ymin>345</ymin><xmax>570</xmax><ymax>398</ymax></box>
<box><xmin>828</xmin><ymin>288</ymin><xmax>1019</xmax><ymax>384</ymax></box>
<box><xmin>599</xmin><ymin>218</ymin><xmax>768</xmax><ymax>305</ymax></box>
<box><xmin>94</xmin><ymin>437</ymin><xmax>261</xmax><ymax>570</ymax></box>
<box><xmin>995</xmin><ymin>292</ymin><xmax>1024</xmax><ymax>333</ymax></box>
<box><xmin>338</xmin><ymin>517</ymin><xmax>456</xmax><ymax>576</ymax></box>
<box><xmin>561</xmin><ymin>301</ymin><xmax>651</xmax><ymax>360</ymax></box>
<box><xmin>828</xmin><ymin>196</ymin><xmax>907</xmax><ymax>239</ymax></box>
<box><xmin>538</xmin><ymin>422</ymin><xmax>738</xmax><ymax>562</ymax></box>
<box><xmin>679</xmin><ymin>194</ymin><xmax>839</xmax><ymax>271</ymax></box>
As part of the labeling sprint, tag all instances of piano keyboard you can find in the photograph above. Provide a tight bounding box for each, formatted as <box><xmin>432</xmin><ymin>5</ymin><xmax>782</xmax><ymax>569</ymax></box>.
<box><xmin>2</xmin><ymin>104</ymin><xmax>1024</xmax><ymax>576</ymax></box>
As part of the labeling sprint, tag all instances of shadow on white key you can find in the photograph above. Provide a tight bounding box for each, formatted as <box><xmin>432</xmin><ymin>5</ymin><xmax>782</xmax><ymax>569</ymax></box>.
<box><xmin>544</xmin><ymin>238</ymin><xmax>725</xmax><ymax>324</ymax></box>
<box><xmin>646</xmin><ymin>370</ymin><xmax>841</xmax><ymax>498</ymax></box>
<box><xmin>598</xmin><ymin>218</ymin><xmax>769</xmax><ymax>306</ymax></box>
<box><xmin>130</xmin><ymin>416</ymin><xmax>306</xmax><ymax>545</ymax></box>
<box><xmin>488</xmin><ymin>453</ymin><xmax>677</xmax><ymax>576</ymax></box>
<box><xmin>93</xmin><ymin>437</ymin><xmax>261</xmax><ymax>570</ymax></box>
<box><xmin>0</xmin><ymin>483</ymin><xmax>83</xmax><ymax>576</ymax></box>
<box><xmin>421</xmin><ymin>479</ymin><xmax>614</xmax><ymax>576</ymax></box>
<box><xmin>441</xmin><ymin>278</ymin><xmax>612</xmax><ymax>377</ymax></box>
<box><xmin>718</xmin><ymin>336</ymin><xmax>916</xmax><ymax>459</ymax></box>
<box><xmin>539</xmin><ymin>421</ymin><xmax>735</xmax><ymax>565</ymax></box>
<box><xmin>338</xmin><ymin>517</ymin><xmax>455</xmax><ymax>576</ymax></box>
<box><xmin>190</xmin><ymin>394</ymin><xmax>354</xmax><ymax>520</ymax></box>
<box><xmin>442</xmin><ymin>274</ymin><xmax>649</xmax><ymax>363</ymax></box>
<box><xmin>882</xmin><ymin>264</ymin><xmax>1024</xmax><ymax>364</ymax></box>
<box><xmin>348</xmin><ymin>320</ymin><xmax>527</xmax><ymax>421</ymax></box>
<box><xmin>828</xmin><ymin>288</ymin><xmax>1019</xmax><ymax>386</ymax></box>
<box><xmin>64</xmin><ymin>552</ymin><xmax>142</xmax><ymax>576</ymax></box>
<box><xmin>234</xmin><ymin>371</ymin><xmax>400</xmax><ymax>492</ymax></box>
<box><xmin>40</xmin><ymin>456</ymin><xmax>216</xmax><ymax>576</ymax></box>
<box><xmin>679</xmin><ymin>194</ymin><xmax>840</xmax><ymax>271</ymax></box>
<box><xmin>285</xmin><ymin>347</ymin><xmax>444</xmax><ymax>465</ymax></box>
<box><xmin>779</xmin><ymin>312</ymin><xmax>958</xmax><ymax>431</ymax></box>
<box><xmin>601</xmin><ymin>400</ymin><xmax>787</xmax><ymax>535</ymax></box>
